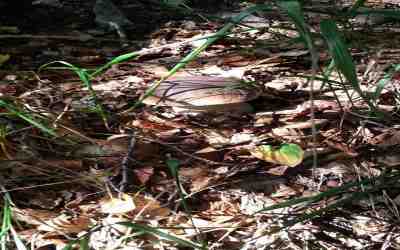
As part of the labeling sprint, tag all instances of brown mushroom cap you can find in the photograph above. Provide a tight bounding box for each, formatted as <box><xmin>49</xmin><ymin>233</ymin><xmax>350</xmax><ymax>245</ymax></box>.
<box><xmin>142</xmin><ymin>76</ymin><xmax>261</xmax><ymax>110</ymax></box>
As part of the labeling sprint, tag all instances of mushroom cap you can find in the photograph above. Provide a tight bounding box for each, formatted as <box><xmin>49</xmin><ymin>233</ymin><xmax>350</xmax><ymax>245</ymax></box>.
<box><xmin>142</xmin><ymin>76</ymin><xmax>261</xmax><ymax>109</ymax></box>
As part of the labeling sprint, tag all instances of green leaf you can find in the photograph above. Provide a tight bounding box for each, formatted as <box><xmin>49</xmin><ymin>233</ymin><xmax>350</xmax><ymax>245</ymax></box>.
<box><xmin>249</xmin><ymin>143</ymin><xmax>304</xmax><ymax>167</ymax></box>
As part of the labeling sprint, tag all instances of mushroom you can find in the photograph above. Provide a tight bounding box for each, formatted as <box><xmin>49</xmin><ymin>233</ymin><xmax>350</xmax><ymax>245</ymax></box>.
<box><xmin>141</xmin><ymin>76</ymin><xmax>261</xmax><ymax>114</ymax></box>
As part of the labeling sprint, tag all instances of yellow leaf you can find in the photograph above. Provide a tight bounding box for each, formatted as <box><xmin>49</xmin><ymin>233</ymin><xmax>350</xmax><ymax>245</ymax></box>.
<box><xmin>249</xmin><ymin>143</ymin><xmax>304</xmax><ymax>167</ymax></box>
<box><xmin>0</xmin><ymin>54</ymin><xmax>10</xmax><ymax>67</ymax></box>
<box><xmin>100</xmin><ymin>193</ymin><xmax>136</xmax><ymax>214</ymax></box>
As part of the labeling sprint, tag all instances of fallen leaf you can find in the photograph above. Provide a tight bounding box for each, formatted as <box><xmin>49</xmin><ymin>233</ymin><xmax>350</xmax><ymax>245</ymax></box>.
<box><xmin>134</xmin><ymin>166</ymin><xmax>154</xmax><ymax>185</ymax></box>
<box><xmin>249</xmin><ymin>143</ymin><xmax>304</xmax><ymax>167</ymax></box>
<box><xmin>100</xmin><ymin>193</ymin><xmax>136</xmax><ymax>214</ymax></box>
<box><xmin>133</xmin><ymin>195</ymin><xmax>171</xmax><ymax>218</ymax></box>
<box><xmin>0</xmin><ymin>54</ymin><xmax>10</xmax><ymax>66</ymax></box>
<box><xmin>37</xmin><ymin>214</ymin><xmax>91</xmax><ymax>234</ymax></box>
<box><xmin>13</xmin><ymin>208</ymin><xmax>58</xmax><ymax>226</ymax></box>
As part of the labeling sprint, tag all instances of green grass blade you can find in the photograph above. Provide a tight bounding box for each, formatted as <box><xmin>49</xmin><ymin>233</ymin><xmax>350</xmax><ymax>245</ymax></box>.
<box><xmin>40</xmin><ymin>61</ymin><xmax>109</xmax><ymax>127</ymax></box>
<box><xmin>277</xmin><ymin>0</ymin><xmax>319</xmax><ymax>169</ymax></box>
<box><xmin>90</xmin><ymin>52</ymin><xmax>139</xmax><ymax>77</ymax></box>
<box><xmin>373</xmin><ymin>64</ymin><xmax>400</xmax><ymax>103</ymax></box>
<box><xmin>284</xmin><ymin>171</ymin><xmax>400</xmax><ymax>227</ymax></box>
<box><xmin>353</xmin><ymin>8</ymin><xmax>400</xmax><ymax>20</ymax></box>
<box><xmin>162</xmin><ymin>0</ymin><xmax>188</xmax><ymax>8</ymax></box>
<box><xmin>0</xmin><ymin>197</ymin><xmax>11</xmax><ymax>250</ymax></box>
<box><xmin>118</xmin><ymin>222</ymin><xmax>205</xmax><ymax>249</ymax></box>
<box><xmin>348</xmin><ymin>0</ymin><xmax>367</xmax><ymax>15</ymax></box>
<box><xmin>285</xmin><ymin>191</ymin><xmax>368</xmax><ymax>227</ymax></box>
<box><xmin>166</xmin><ymin>159</ymin><xmax>187</xmax><ymax>196</ymax></box>
<box><xmin>0</xmin><ymin>196</ymin><xmax>11</xmax><ymax>239</ymax></box>
<box><xmin>62</xmin><ymin>243</ymin><xmax>74</xmax><ymax>250</ymax></box>
<box><xmin>79</xmin><ymin>234</ymin><xmax>90</xmax><ymax>250</ymax></box>
<box><xmin>255</xmin><ymin>171</ymin><xmax>400</xmax><ymax>219</ymax></box>
<box><xmin>277</xmin><ymin>0</ymin><xmax>318</xmax><ymax>65</ymax></box>
<box><xmin>0</xmin><ymin>193</ymin><xmax>27</xmax><ymax>250</ymax></box>
<box><xmin>136</xmin><ymin>4</ymin><xmax>273</xmax><ymax>108</ymax></box>
<box><xmin>320</xmin><ymin>20</ymin><xmax>358</xmax><ymax>88</ymax></box>
<box><xmin>253</xmin><ymin>171</ymin><xmax>390</xmax><ymax>214</ymax></box>
<box><xmin>166</xmin><ymin>158</ymin><xmax>203</xmax><ymax>241</ymax></box>
<box><xmin>0</xmin><ymin>100</ymin><xmax>56</xmax><ymax>136</ymax></box>
<box><xmin>277</xmin><ymin>1</ymin><xmax>310</xmax><ymax>43</ymax></box>
<box><xmin>9</xmin><ymin>226</ymin><xmax>27</xmax><ymax>250</ymax></box>
<box><xmin>320</xmin><ymin>19</ymin><xmax>376</xmax><ymax>110</ymax></box>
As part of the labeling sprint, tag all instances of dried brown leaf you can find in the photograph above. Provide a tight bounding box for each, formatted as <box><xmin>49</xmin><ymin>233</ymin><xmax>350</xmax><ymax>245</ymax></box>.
<box><xmin>37</xmin><ymin>214</ymin><xmax>91</xmax><ymax>234</ymax></box>
<box><xmin>133</xmin><ymin>166</ymin><xmax>154</xmax><ymax>185</ymax></box>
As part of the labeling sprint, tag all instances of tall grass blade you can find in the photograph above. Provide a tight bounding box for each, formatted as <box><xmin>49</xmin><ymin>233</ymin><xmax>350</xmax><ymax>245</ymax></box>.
<box><xmin>320</xmin><ymin>19</ymin><xmax>376</xmax><ymax>111</ymax></box>
<box><xmin>136</xmin><ymin>4</ymin><xmax>273</xmax><ymax>108</ymax></box>
<box><xmin>90</xmin><ymin>52</ymin><xmax>139</xmax><ymax>77</ymax></box>
<box><xmin>0</xmin><ymin>100</ymin><xmax>56</xmax><ymax>136</ymax></box>
<box><xmin>79</xmin><ymin>234</ymin><xmax>90</xmax><ymax>250</ymax></box>
<box><xmin>373</xmin><ymin>64</ymin><xmax>400</xmax><ymax>103</ymax></box>
<box><xmin>40</xmin><ymin>61</ymin><xmax>109</xmax><ymax>127</ymax></box>
<box><xmin>349</xmin><ymin>0</ymin><xmax>366</xmax><ymax>14</ymax></box>
<box><xmin>255</xmin><ymin>171</ymin><xmax>400</xmax><ymax>217</ymax></box>
<box><xmin>277</xmin><ymin>0</ymin><xmax>319</xmax><ymax>170</ymax></box>
<box><xmin>353</xmin><ymin>8</ymin><xmax>400</xmax><ymax>20</ymax></box>
<box><xmin>166</xmin><ymin>159</ymin><xmax>205</xmax><ymax>243</ymax></box>
<box><xmin>9</xmin><ymin>226</ymin><xmax>27</xmax><ymax>250</ymax></box>
<box><xmin>0</xmin><ymin>193</ymin><xmax>27</xmax><ymax>250</ymax></box>
<box><xmin>118</xmin><ymin>222</ymin><xmax>205</xmax><ymax>249</ymax></box>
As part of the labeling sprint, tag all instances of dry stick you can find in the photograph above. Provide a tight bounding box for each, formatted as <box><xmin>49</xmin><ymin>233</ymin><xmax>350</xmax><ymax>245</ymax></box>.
<box><xmin>0</xmin><ymin>179</ymin><xmax>83</xmax><ymax>193</ymax></box>
<box><xmin>119</xmin><ymin>133</ymin><xmax>136</xmax><ymax>193</ymax></box>
<box><xmin>138</xmin><ymin>135</ymin><xmax>234</xmax><ymax>166</ymax></box>
<box><xmin>0</xmin><ymin>34</ymin><xmax>143</xmax><ymax>43</ymax></box>
<box><xmin>304</xmin><ymin>70</ymin><xmax>318</xmax><ymax>183</ymax></box>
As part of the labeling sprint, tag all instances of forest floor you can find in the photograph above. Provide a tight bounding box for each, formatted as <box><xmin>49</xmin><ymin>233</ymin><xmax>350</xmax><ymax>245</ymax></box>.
<box><xmin>1</xmin><ymin>1</ymin><xmax>400</xmax><ymax>249</ymax></box>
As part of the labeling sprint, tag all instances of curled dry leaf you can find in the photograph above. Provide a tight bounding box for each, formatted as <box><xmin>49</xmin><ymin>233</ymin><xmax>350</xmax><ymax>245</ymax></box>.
<box><xmin>133</xmin><ymin>166</ymin><xmax>154</xmax><ymax>185</ymax></box>
<box><xmin>100</xmin><ymin>193</ymin><xmax>136</xmax><ymax>214</ymax></box>
<box><xmin>0</xmin><ymin>54</ymin><xmax>10</xmax><ymax>66</ymax></box>
<box><xmin>249</xmin><ymin>143</ymin><xmax>304</xmax><ymax>167</ymax></box>
<box><xmin>37</xmin><ymin>214</ymin><xmax>91</xmax><ymax>234</ymax></box>
<box><xmin>132</xmin><ymin>195</ymin><xmax>171</xmax><ymax>219</ymax></box>
<box><xmin>13</xmin><ymin>208</ymin><xmax>58</xmax><ymax>226</ymax></box>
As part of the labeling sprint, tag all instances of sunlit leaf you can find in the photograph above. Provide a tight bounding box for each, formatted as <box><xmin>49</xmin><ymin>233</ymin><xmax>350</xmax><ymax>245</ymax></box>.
<box><xmin>38</xmin><ymin>214</ymin><xmax>91</xmax><ymax>233</ymax></box>
<box><xmin>100</xmin><ymin>193</ymin><xmax>136</xmax><ymax>214</ymax></box>
<box><xmin>0</xmin><ymin>54</ymin><xmax>10</xmax><ymax>67</ymax></box>
<box><xmin>249</xmin><ymin>143</ymin><xmax>304</xmax><ymax>167</ymax></box>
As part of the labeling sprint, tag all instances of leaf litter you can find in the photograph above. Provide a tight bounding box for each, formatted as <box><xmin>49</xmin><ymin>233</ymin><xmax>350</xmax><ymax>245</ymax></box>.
<box><xmin>1</xmin><ymin>1</ymin><xmax>400</xmax><ymax>249</ymax></box>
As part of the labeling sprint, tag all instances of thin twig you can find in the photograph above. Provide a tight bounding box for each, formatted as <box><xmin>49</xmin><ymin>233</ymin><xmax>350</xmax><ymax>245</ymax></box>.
<box><xmin>119</xmin><ymin>133</ymin><xmax>136</xmax><ymax>192</ymax></box>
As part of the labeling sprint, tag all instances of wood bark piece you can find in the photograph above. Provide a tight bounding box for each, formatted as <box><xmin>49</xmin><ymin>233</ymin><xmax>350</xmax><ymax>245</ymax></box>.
<box><xmin>142</xmin><ymin>76</ymin><xmax>261</xmax><ymax>113</ymax></box>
